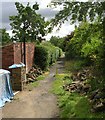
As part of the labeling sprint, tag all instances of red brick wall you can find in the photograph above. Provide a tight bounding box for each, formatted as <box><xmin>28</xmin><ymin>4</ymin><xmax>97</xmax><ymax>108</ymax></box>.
<box><xmin>14</xmin><ymin>43</ymin><xmax>23</xmax><ymax>64</ymax></box>
<box><xmin>2</xmin><ymin>44</ymin><xmax>14</xmax><ymax>70</ymax></box>
<box><xmin>1</xmin><ymin>42</ymin><xmax>35</xmax><ymax>73</ymax></box>
<box><xmin>26</xmin><ymin>43</ymin><xmax>35</xmax><ymax>72</ymax></box>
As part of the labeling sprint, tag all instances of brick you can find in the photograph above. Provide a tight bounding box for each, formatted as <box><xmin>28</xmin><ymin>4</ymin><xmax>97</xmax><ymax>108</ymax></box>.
<box><xmin>2</xmin><ymin>42</ymin><xmax>35</xmax><ymax>72</ymax></box>
<box><xmin>11</xmin><ymin>66</ymin><xmax>26</xmax><ymax>91</ymax></box>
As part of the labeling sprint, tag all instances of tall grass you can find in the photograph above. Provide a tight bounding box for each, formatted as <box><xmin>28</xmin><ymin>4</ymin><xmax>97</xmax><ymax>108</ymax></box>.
<box><xmin>51</xmin><ymin>71</ymin><xmax>105</xmax><ymax>118</ymax></box>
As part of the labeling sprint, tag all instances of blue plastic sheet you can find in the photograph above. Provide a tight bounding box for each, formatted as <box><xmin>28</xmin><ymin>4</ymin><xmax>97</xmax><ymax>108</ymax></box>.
<box><xmin>9</xmin><ymin>63</ymin><xmax>25</xmax><ymax>69</ymax></box>
<box><xmin>0</xmin><ymin>69</ymin><xmax>14</xmax><ymax>108</ymax></box>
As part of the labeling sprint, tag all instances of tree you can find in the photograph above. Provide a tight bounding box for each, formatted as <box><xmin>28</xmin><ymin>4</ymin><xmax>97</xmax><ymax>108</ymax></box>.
<box><xmin>50</xmin><ymin>1</ymin><xmax>105</xmax><ymax>72</ymax></box>
<box><xmin>50</xmin><ymin>1</ymin><xmax>105</xmax><ymax>28</ymax></box>
<box><xmin>10</xmin><ymin>2</ymin><xmax>47</xmax><ymax>42</ymax></box>
<box><xmin>0</xmin><ymin>29</ymin><xmax>12</xmax><ymax>46</ymax></box>
<box><xmin>65</xmin><ymin>22</ymin><xmax>102</xmax><ymax>61</ymax></box>
<box><xmin>10</xmin><ymin>2</ymin><xmax>48</xmax><ymax>64</ymax></box>
<box><xmin>50</xmin><ymin>36</ymin><xmax>66</xmax><ymax>51</ymax></box>
<box><xmin>50</xmin><ymin>1</ymin><xmax>105</xmax><ymax>40</ymax></box>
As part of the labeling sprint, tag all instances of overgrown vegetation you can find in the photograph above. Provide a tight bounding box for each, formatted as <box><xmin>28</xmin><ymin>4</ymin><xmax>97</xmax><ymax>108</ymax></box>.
<box><xmin>49</xmin><ymin>33</ymin><xmax>74</xmax><ymax>52</ymax></box>
<box><xmin>65</xmin><ymin>59</ymin><xmax>86</xmax><ymax>73</ymax></box>
<box><xmin>34</xmin><ymin>42</ymin><xmax>62</xmax><ymax>70</ymax></box>
<box><xmin>65</xmin><ymin>22</ymin><xmax>102</xmax><ymax>63</ymax></box>
<box><xmin>50</xmin><ymin>19</ymin><xmax>105</xmax><ymax>118</ymax></box>
<box><xmin>52</xmin><ymin>73</ymin><xmax>105</xmax><ymax>118</ymax></box>
<box><xmin>65</xmin><ymin>21</ymin><xmax>105</xmax><ymax>88</ymax></box>
<box><xmin>49</xmin><ymin>36</ymin><xmax>65</xmax><ymax>51</ymax></box>
<box><xmin>48</xmin><ymin>3</ymin><xmax>105</xmax><ymax>117</ymax></box>
<box><xmin>49</xmin><ymin>0</ymin><xmax>105</xmax><ymax>87</ymax></box>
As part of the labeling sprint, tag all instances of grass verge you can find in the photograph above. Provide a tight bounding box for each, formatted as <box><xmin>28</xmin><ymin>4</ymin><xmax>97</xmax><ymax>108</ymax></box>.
<box><xmin>36</xmin><ymin>71</ymin><xmax>49</xmax><ymax>81</ymax></box>
<box><xmin>26</xmin><ymin>72</ymin><xmax>49</xmax><ymax>91</ymax></box>
<box><xmin>51</xmin><ymin>72</ymin><xmax>105</xmax><ymax>118</ymax></box>
<box><xmin>65</xmin><ymin>59</ymin><xmax>86</xmax><ymax>73</ymax></box>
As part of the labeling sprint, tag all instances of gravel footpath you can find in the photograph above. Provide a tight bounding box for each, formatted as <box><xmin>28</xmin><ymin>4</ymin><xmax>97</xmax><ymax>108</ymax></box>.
<box><xmin>2</xmin><ymin>57</ymin><xmax>65</xmax><ymax>118</ymax></box>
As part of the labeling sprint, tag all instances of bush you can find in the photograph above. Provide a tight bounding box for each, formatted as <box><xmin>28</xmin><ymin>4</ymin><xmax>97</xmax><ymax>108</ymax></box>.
<box><xmin>50</xmin><ymin>36</ymin><xmax>65</xmax><ymax>51</ymax></box>
<box><xmin>65</xmin><ymin>42</ymin><xmax>77</xmax><ymax>60</ymax></box>
<box><xmin>65</xmin><ymin>22</ymin><xmax>102</xmax><ymax>64</ymax></box>
<box><xmin>34</xmin><ymin>42</ymin><xmax>62</xmax><ymax>70</ymax></box>
<box><xmin>34</xmin><ymin>45</ymin><xmax>49</xmax><ymax>70</ymax></box>
<box><xmin>41</xmin><ymin>42</ymin><xmax>62</xmax><ymax>65</ymax></box>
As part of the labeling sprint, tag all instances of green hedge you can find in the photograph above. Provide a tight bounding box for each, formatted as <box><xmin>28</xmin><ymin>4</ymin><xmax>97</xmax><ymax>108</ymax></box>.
<box><xmin>34</xmin><ymin>42</ymin><xmax>62</xmax><ymax>70</ymax></box>
<box><xmin>34</xmin><ymin>45</ymin><xmax>49</xmax><ymax>70</ymax></box>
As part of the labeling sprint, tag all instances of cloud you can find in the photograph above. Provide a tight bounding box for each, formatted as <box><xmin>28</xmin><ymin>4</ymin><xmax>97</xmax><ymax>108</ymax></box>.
<box><xmin>1</xmin><ymin>0</ymin><xmax>75</xmax><ymax>39</ymax></box>
<box><xmin>37</xmin><ymin>8</ymin><xmax>58</xmax><ymax>20</ymax></box>
<box><xmin>2</xmin><ymin>23</ymin><xmax>11</xmax><ymax>30</ymax></box>
<box><xmin>1</xmin><ymin>1</ymin><xmax>56</xmax><ymax>30</ymax></box>
<box><xmin>44</xmin><ymin>21</ymin><xmax>75</xmax><ymax>40</ymax></box>
<box><xmin>0</xmin><ymin>3</ymin><xmax>2</xmax><ymax>28</ymax></box>
<box><xmin>1</xmin><ymin>2</ymin><xmax>17</xmax><ymax>30</ymax></box>
<box><xmin>34</xmin><ymin>0</ymin><xmax>51</xmax><ymax>9</ymax></box>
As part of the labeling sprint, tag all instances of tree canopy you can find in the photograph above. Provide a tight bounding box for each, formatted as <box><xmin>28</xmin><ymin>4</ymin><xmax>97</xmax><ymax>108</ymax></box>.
<box><xmin>50</xmin><ymin>1</ymin><xmax>105</xmax><ymax>31</ymax></box>
<box><xmin>10</xmin><ymin>2</ymin><xmax>47</xmax><ymax>42</ymax></box>
<box><xmin>49</xmin><ymin>1</ymin><xmax>105</xmax><ymax>69</ymax></box>
<box><xmin>0</xmin><ymin>29</ymin><xmax>12</xmax><ymax>46</ymax></box>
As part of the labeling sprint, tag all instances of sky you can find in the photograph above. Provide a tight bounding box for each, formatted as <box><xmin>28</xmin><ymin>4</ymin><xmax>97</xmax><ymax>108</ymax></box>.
<box><xmin>0</xmin><ymin>0</ymin><xmax>88</xmax><ymax>40</ymax></box>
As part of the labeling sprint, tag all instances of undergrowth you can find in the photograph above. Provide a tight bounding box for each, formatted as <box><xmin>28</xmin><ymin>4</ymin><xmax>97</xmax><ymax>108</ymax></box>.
<box><xmin>51</xmin><ymin>65</ymin><xmax>105</xmax><ymax>118</ymax></box>
<box><xmin>65</xmin><ymin>59</ymin><xmax>86</xmax><ymax>73</ymax></box>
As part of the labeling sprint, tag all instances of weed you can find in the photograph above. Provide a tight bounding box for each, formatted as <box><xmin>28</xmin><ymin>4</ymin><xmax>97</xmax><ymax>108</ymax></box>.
<box><xmin>27</xmin><ymin>81</ymin><xmax>39</xmax><ymax>91</ymax></box>
<box><xmin>36</xmin><ymin>72</ymin><xmax>49</xmax><ymax>81</ymax></box>
<box><xmin>52</xmin><ymin>73</ymin><xmax>105</xmax><ymax>118</ymax></box>
<box><xmin>65</xmin><ymin>59</ymin><xmax>86</xmax><ymax>73</ymax></box>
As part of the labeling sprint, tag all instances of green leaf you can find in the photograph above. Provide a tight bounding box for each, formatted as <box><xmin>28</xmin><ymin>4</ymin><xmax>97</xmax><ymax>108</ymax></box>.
<box><xmin>33</xmin><ymin>3</ymin><xmax>39</xmax><ymax>10</ymax></box>
<box><xmin>9</xmin><ymin>2</ymin><xmax>46</xmax><ymax>42</ymax></box>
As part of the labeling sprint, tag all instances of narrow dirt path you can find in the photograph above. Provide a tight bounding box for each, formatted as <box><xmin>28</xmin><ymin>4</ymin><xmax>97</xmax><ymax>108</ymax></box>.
<box><xmin>2</xmin><ymin>57</ymin><xmax>65</xmax><ymax>118</ymax></box>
